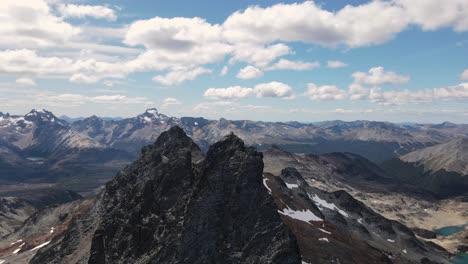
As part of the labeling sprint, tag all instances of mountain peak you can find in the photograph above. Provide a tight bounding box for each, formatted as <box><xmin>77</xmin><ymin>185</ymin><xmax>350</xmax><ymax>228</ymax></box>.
<box><xmin>80</xmin><ymin>115</ymin><xmax>104</xmax><ymax>125</ymax></box>
<box><xmin>209</xmin><ymin>132</ymin><xmax>246</xmax><ymax>153</ymax></box>
<box><xmin>24</xmin><ymin>109</ymin><xmax>68</xmax><ymax>127</ymax></box>
<box><xmin>431</xmin><ymin>121</ymin><xmax>457</xmax><ymax>129</ymax></box>
<box><xmin>156</xmin><ymin>125</ymin><xmax>188</xmax><ymax>141</ymax></box>
<box><xmin>28</xmin><ymin>108</ymin><xmax>49</xmax><ymax>115</ymax></box>
<box><xmin>143</xmin><ymin>108</ymin><xmax>163</xmax><ymax>118</ymax></box>
<box><xmin>145</xmin><ymin>108</ymin><xmax>159</xmax><ymax>115</ymax></box>
<box><xmin>34</xmin><ymin>125</ymin><xmax>300</xmax><ymax>264</ymax></box>
<box><xmin>26</xmin><ymin>109</ymin><xmax>55</xmax><ymax>120</ymax></box>
<box><xmin>145</xmin><ymin>125</ymin><xmax>202</xmax><ymax>159</ymax></box>
<box><xmin>137</xmin><ymin>108</ymin><xmax>168</xmax><ymax>123</ymax></box>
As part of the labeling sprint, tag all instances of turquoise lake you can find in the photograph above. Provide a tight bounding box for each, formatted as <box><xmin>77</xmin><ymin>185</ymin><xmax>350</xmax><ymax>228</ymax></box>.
<box><xmin>433</xmin><ymin>224</ymin><xmax>468</xmax><ymax>264</ymax></box>
<box><xmin>452</xmin><ymin>253</ymin><xmax>468</xmax><ymax>264</ymax></box>
<box><xmin>434</xmin><ymin>224</ymin><xmax>468</xmax><ymax>236</ymax></box>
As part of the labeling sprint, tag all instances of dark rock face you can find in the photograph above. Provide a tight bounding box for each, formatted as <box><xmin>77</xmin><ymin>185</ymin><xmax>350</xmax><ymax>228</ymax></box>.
<box><xmin>412</xmin><ymin>228</ymin><xmax>438</xmax><ymax>239</ymax></box>
<box><xmin>457</xmin><ymin>245</ymin><xmax>468</xmax><ymax>253</ymax></box>
<box><xmin>33</xmin><ymin>127</ymin><xmax>301</xmax><ymax>264</ymax></box>
<box><xmin>382</xmin><ymin>158</ymin><xmax>468</xmax><ymax>198</ymax></box>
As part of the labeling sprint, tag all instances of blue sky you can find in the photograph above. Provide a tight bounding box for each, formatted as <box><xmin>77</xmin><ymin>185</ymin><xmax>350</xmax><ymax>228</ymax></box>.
<box><xmin>0</xmin><ymin>0</ymin><xmax>467</xmax><ymax>123</ymax></box>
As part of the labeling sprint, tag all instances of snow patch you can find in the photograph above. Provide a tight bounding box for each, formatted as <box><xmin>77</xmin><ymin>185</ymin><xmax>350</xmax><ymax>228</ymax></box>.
<box><xmin>10</xmin><ymin>239</ymin><xmax>23</xmax><ymax>245</ymax></box>
<box><xmin>262</xmin><ymin>177</ymin><xmax>272</xmax><ymax>194</ymax></box>
<box><xmin>285</xmin><ymin>182</ymin><xmax>299</xmax><ymax>189</ymax></box>
<box><xmin>0</xmin><ymin>260</ymin><xmax>5</xmax><ymax>264</ymax></box>
<box><xmin>309</xmin><ymin>193</ymin><xmax>349</xmax><ymax>217</ymax></box>
<box><xmin>31</xmin><ymin>241</ymin><xmax>51</xmax><ymax>251</ymax></box>
<box><xmin>357</xmin><ymin>218</ymin><xmax>363</xmax><ymax>224</ymax></box>
<box><xmin>318</xmin><ymin>237</ymin><xmax>329</xmax><ymax>242</ymax></box>
<box><xmin>278</xmin><ymin>207</ymin><xmax>323</xmax><ymax>223</ymax></box>
<box><xmin>194</xmin><ymin>122</ymin><xmax>198</xmax><ymax>126</ymax></box>
<box><xmin>13</xmin><ymin>242</ymin><xmax>25</xmax><ymax>254</ymax></box>
<box><xmin>146</xmin><ymin>109</ymin><xmax>158</xmax><ymax>116</ymax></box>
<box><xmin>403</xmin><ymin>249</ymin><xmax>407</xmax><ymax>254</ymax></box>
<box><xmin>387</xmin><ymin>239</ymin><xmax>395</xmax><ymax>243</ymax></box>
<box><xmin>50</xmin><ymin>227</ymin><xmax>55</xmax><ymax>234</ymax></box>
<box><xmin>318</xmin><ymin>228</ymin><xmax>331</xmax><ymax>234</ymax></box>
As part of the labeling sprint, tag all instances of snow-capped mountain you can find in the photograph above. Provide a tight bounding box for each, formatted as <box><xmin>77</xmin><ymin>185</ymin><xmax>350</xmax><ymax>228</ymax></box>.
<box><xmin>70</xmin><ymin>108</ymin><xmax>468</xmax><ymax>163</ymax></box>
<box><xmin>2</xmin><ymin>107</ymin><xmax>468</xmax><ymax>195</ymax></box>
<box><xmin>0</xmin><ymin>109</ymin><xmax>102</xmax><ymax>155</ymax></box>
<box><xmin>0</xmin><ymin>110</ymin><xmax>132</xmax><ymax>193</ymax></box>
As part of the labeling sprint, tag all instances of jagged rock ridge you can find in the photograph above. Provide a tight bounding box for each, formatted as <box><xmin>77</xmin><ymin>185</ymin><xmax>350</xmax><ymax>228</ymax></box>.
<box><xmin>31</xmin><ymin>127</ymin><xmax>301</xmax><ymax>264</ymax></box>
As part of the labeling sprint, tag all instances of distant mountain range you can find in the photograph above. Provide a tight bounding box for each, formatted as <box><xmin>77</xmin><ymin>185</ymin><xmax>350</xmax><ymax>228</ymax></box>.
<box><xmin>1</xmin><ymin>108</ymin><xmax>468</xmax><ymax>195</ymax></box>
<box><xmin>59</xmin><ymin>115</ymin><xmax>124</xmax><ymax>124</ymax></box>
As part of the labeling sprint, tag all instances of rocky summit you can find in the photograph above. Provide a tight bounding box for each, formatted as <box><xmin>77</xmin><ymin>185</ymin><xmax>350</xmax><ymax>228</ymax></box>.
<box><xmin>30</xmin><ymin>126</ymin><xmax>301</xmax><ymax>264</ymax></box>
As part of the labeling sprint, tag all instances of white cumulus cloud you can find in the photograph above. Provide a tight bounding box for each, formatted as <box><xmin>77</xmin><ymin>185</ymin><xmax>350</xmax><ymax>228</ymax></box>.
<box><xmin>15</xmin><ymin>77</ymin><xmax>36</xmax><ymax>86</ymax></box>
<box><xmin>254</xmin><ymin>81</ymin><xmax>294</xmax><ymax>98</ymax></box>
<box><xmin>460</xmin><ymin>69</ymin><xmax>468</xmax><ymax>80</ymax></box>
<box><xmin>394</xmin><ymin>0</ymin><xmax>468</xmax><ymax>31</ymax></box>
<box><xmin>222</xmin><ymin>1</ymin><xmax>468</xmax><ymax>48</ymax></box>
<box><xmin>47</xmin><ymin>94</ymin><xmax>153</xmax><ymax>106</ymax></box>
<box><xmin>0</xmin><ymin>49</ymin><xmax>126</xmax><ymax>83</ymax></box>
<box><xmin>352</xmin><ymin>66</ymin><xmax>410</xmax><ymax>85</ymax></box>
<box><xmin>152</xmin><ymin>67</ymin><xmax>212</xmax><ymax>86</ymax></box>
<box><xmin>220</xmin><ymin>66</ymin><xmax>228</xmax><ymax>76</ymax></box>
<box><xmin>230</xmin><ymin>43</ymin><xmax>292</xmax><ymax>68</ymax></box>
<box><xmin>348</xmin><ymin>83</ymin><xmax>369</xmax><ymax>100</ymax></box>
<box><xmin>162</xmin><ymin>97</ymin><xmax>182</xmax><ymax>107</ymax></box>
<box><xmin>327</xmin><ymin>60</ymin><xmax>347</xmax><ymax>68</ymax></box>
<box><xmin>369</xmin><ymin>83</ymin><xmax>468</xmax><ymax>105</ymax></box>
<box><xmin>58</xmin><ymin>4</ymin><xmax>117</xmax><ymax>21</ymax></box>
<box><xmin>1</xmin><ymin>0</ymin><xmax>467</xmax><ymax>91</ymax></box>
<box><xmin>266</xmin><ymin>59</ymin><xmax>319</xmax><ymax>71</ymax></box>
<box><xmin>0</xmin><ymin>0</ymin><xmax>78</xmax><ymax>48</ymax></box>
<box><xmin>204</xmin><ymin>81</ymin><xmax>293</xmax><ymax>99</ymax></box>
<box><xmin>222</xmin><ymin>1</ymin><xmax>408</xmax><ymax>47</ymax></box>
<box><xmin>204</xmin><ymin>86</ymin><xmax>255</xmax><ymax>99</ymax></box>
<box><xmin>305</xmin><ymin>83</ymin><xmax>347</xmax><ymax>100</ymax></box>
<box><xmin>236</xmin><ymin>66</ymin><xmax>263</xmax><ymax>80</ymax></box>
